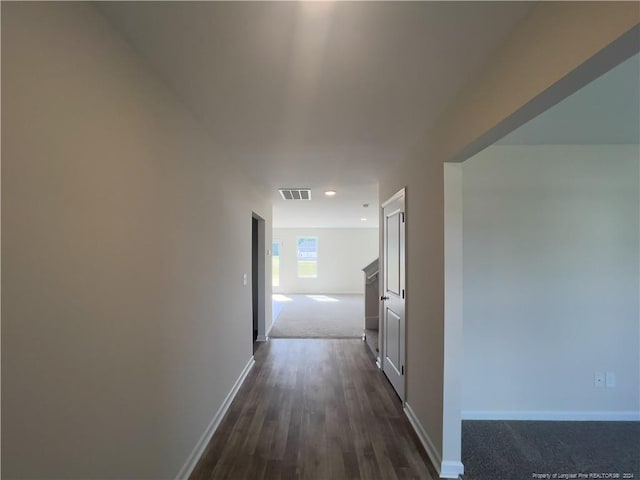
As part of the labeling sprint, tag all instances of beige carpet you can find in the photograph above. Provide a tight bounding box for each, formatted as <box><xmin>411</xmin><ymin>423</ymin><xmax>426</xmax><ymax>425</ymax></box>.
<box><xmin>269</xmin><ymin>294</ymin><xmax>364</xmax><ymax>338</ymax></box>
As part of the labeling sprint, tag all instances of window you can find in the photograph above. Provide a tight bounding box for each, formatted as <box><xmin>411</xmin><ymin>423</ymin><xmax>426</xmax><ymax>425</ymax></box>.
<box><xmin>272</xmin><ymin>242</ymin><xmax>281</xmax><ymax>287</ymax></box>
<box><xmin>296</xmin><ymin>236</ymin><xmax>318</xmax><ymax>278</ymax></box>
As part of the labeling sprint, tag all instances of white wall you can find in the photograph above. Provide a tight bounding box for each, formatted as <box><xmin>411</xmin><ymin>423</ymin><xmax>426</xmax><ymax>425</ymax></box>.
<box><xmin>1</xmin><ymin>3</ymin><xmax>271</xmax><ymax>478</ymax></box>
<box><xmin>442</xmin><ymin>164</ymin><xmax>464</xmax><ymax>474</ymax></box>
<box><xmin>462</xmin><ymin>145</ymin><xmax>639</xmax><ymax>419</ymax></box>
<box><xmin>273</xmin><ymin>228</ymin><xmax>378</xmax><ymax>294</ymax></box>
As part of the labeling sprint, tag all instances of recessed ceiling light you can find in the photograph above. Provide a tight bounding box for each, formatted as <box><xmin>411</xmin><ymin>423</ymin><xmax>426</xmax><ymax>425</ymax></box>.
<box><xmin>324</xmin><ymin>190</ymin><xmax>337</xmax><ymax>197</ymax></box>
<box><xmin>361</xmin><ymin>217</ymin><xmax>368</xmax><ymax>222</ymax></box>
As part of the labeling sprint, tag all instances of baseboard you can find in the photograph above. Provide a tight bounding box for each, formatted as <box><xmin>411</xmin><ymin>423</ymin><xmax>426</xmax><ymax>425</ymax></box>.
<box><xmin>175</xmin><ymin>356</ymin><xmax>256</xmax><ymax>480</ymax></box>
<box><xmin>404</xmin><ymin>403</ymin><xmax>443</xmax><ymax>478</ymax></box>
<box><xmin>441</xmin><ymin>460</ymin><xmax>464</xmax><ymax>479</ymax></box>
<box><xmin>260</xmin><ymin>321</ymin><xmax>274</xmax><ymax>342</ymax></box>
<box><xmin>462</xmin><ymin>410</ymin><xmax>640</xmax><ymax>421</ymax></box>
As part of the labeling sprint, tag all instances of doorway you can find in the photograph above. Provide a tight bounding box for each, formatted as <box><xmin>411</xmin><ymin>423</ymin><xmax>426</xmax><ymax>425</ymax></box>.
<box><xmin>251</xmin><ymin>213</ymin><xmax>266</xmax><ymax>349</ymax></box>
<box><xmin>444</xmin><ymin>52</ymin><xmax>640</xmax><ymax>480</ymax></box>
<box><xmin>381</xmin><ymin>188</ymin><xmax>406</xmax><ymax>401</ymax></box>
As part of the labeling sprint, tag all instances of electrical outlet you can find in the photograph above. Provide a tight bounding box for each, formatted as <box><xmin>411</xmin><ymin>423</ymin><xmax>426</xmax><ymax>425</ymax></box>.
<box><xmin>606</xmin><ymin>372</ymin><xmax>616</xmax><ymax>388</ymax></box>
<box><xmin>243</xmin><ymin>273</ymin><xmax>247</xmax><ymax>286</ymax></box>
<box><xmin>594</xmin><ymin>372</ymin><xmax>605</xmax><ymax>388</ymax></box>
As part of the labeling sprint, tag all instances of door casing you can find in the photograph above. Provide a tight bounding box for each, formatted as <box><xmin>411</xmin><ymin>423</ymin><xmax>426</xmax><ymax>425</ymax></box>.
<box><xmin>380</xmin><ymin>188</ymin><xmax>406</xmax><ymax>401</ymax></box>
<box><xmin>251</xmin><ymin>213</ymin><xmax>267</xmax><ymax>343</ymax></box>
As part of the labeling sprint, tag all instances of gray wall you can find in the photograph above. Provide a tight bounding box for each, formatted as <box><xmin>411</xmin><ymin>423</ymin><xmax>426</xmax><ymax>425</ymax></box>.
<box><xmin>1</xmin><ymin>3</ymin><xmax>271</xmax><ymax>478</ymax></box>
<box><xmin>462</xmin><ymin>145</ymin><xmax>639</xmax><ymax>418</ymax></box>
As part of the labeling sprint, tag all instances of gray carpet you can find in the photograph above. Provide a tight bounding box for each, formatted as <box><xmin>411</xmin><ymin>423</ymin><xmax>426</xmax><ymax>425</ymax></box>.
<box><xmin>269</xmin><ymin>294</ymin><xmax>364</xmax><ymax>338</ymax></box>
<box><xmin>462</xmin><ymin>420</ymin><xmax>640</xmax><ymax>480</ymax></box>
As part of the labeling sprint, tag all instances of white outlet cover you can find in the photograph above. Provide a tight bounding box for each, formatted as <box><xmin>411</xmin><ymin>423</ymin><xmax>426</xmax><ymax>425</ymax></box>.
<box><xmin>594</xmin><ymin>372</ymin><xmax>605</xmax><ymax>387</ymax></box>
<box><xmin>606</xmin><ymin>372</ymin><xmax>616</xmax><ymax>388</ymax></box>
<box><xmin>243</xmin><ymin>273</ymin><xmax>247</xmax><ymax>286</ymax></box>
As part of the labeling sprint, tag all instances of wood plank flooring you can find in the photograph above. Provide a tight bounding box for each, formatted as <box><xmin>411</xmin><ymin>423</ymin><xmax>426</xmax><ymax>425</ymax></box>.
<box><xmin>190</xmin><ymin>339</ymin><xmax>437</xmax><ymax>480</ymax></box>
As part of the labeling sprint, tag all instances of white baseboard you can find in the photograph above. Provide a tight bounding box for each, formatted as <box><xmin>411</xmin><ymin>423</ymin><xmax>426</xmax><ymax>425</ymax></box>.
<box><xmin>462</xmin><ymin>410</ymin><xmax>640</xmax><ymax>421</ymax></box>
<box><xmin>441</xmin><ymin>460</ymin><xmax>464</xmax><ymax>479</ymax></box>
<box><xmin>404</xmin><ymin>403</ymin><xmax>443</xmax><ymax>478</ymax></box>
<box><xmin>175</xmin><ymin>356</ymin><xmax>256</xmax><ymax>480</ymax></box>
<box><xmin>259</xmin><ymin>321</ymin><xmax>274</xmax><ymax>342</ymax></box>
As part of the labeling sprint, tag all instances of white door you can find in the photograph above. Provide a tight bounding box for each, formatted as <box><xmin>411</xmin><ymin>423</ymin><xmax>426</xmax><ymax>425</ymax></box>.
<box><xmin>381</xmin><ymin>188</ymin><xmax>406</xmax><ymax>401</ymax></box>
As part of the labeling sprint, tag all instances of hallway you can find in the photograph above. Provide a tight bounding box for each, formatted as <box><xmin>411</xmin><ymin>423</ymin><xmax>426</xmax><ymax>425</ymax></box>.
<box><xmin>190</xmin><ymin>339</ymin><xmax>436</xmax><ymax>480</ymax></box>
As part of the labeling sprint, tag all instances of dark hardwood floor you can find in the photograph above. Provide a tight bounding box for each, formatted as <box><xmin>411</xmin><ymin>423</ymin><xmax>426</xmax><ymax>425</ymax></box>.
<box><xmin>190</xmin><ymin>339</ymin><xmax>437</xmax><ymax>480</ymax></box>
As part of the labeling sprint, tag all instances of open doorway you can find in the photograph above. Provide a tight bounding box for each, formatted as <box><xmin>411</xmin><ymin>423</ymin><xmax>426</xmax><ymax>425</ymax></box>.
<box><xmin>445</xmin><ymin>53</ymin><xmax>640</xmax><ymax>480</ymax></box>
<box><xmin>269</xmin><ymin>229</ymin><xmax>377</xmax><ymax>338</ymax></box>
<box><xmin>251</xmin><ymin>213</ymin><xmax>266</xmax><ymax>351</ymax></box>
<box><xmin>270</xmin><ymin>185</ymin><xmax>379</xmax><ymax>341</ymax></box>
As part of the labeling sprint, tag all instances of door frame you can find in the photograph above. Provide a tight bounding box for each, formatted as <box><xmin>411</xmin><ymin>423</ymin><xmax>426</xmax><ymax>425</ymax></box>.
<box><xmin>252</xmin><ymin>212</ymin><xmax>267</xmax><ymax>342</ymax></box>
<box><xmin>380</xmin><ymin>187</ymin><xmax>406</xmax><ymax>402</ymax></box>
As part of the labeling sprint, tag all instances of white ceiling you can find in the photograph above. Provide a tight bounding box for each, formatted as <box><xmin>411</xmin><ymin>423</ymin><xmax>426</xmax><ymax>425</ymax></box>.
<box><xmin>273</xmin><ymin>184</ymin><xmax>378</xmax><ymax>229</ymax></box>
<box><xmin>97</xmin><ymin>2</ymin><xmax>534</xmax><ymax>228</ymax></box>
<box><xmin>498</xmin><ymin>53</ymin><xmax>640</xmax><ymax>145</ymax></box>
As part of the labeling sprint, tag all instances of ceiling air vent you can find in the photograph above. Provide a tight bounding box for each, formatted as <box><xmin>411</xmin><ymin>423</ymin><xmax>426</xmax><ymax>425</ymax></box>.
<box><xmin>278</xmin><ymin>188</ymin><xmax>311</xmax><ymax>200</ymax></box>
